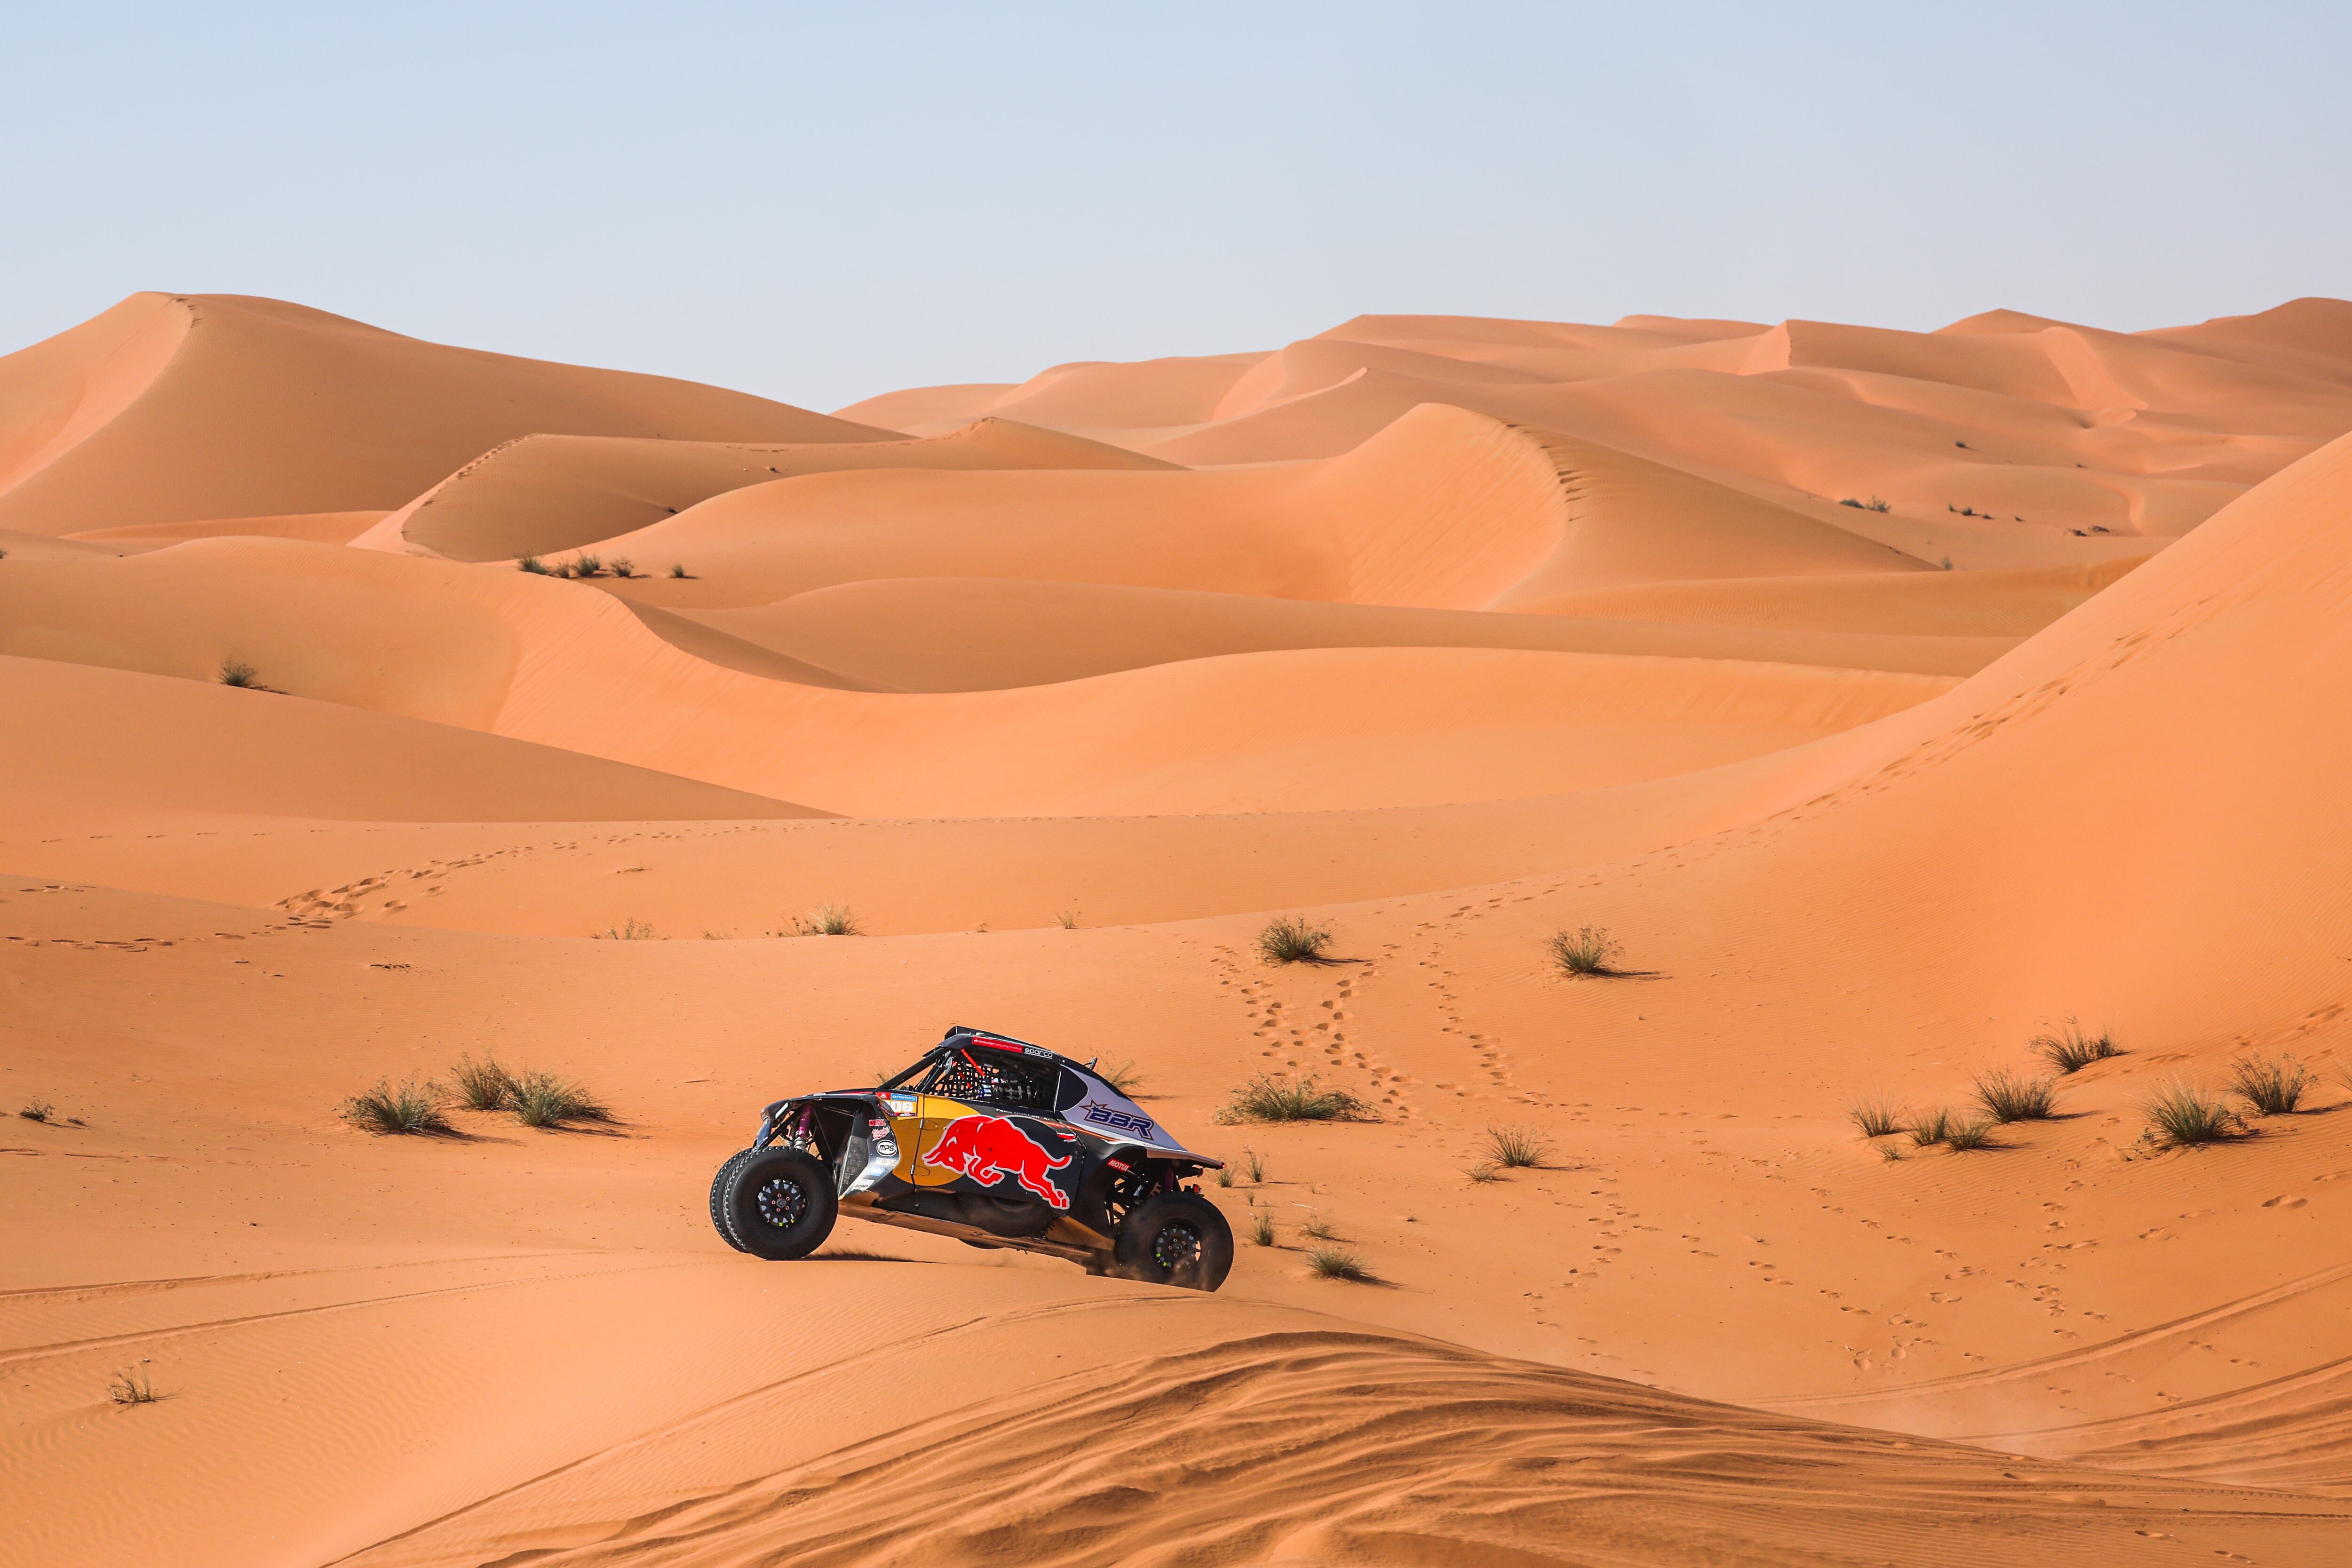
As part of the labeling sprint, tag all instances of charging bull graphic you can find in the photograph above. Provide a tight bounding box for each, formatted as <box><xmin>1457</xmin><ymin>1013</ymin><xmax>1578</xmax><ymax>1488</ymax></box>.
<box><xmin>924</xmin><ymin>1114</ymin><xmax>1073</xmax><ymax>1209</ymax></box>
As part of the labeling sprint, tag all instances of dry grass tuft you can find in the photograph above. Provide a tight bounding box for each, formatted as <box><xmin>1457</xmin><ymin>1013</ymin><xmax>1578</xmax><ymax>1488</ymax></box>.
<box><xmin>794</xmin><ymin>903</ymin><xmax>861</xmax><ymax>937</ymax></box>
<box><xmin>1055</xmin><ymin>908</ymin><xmax>1080</xmax><ymax>929</ymax></box>
<box><xmin>1299</xmin><ymin>1216</ymin><xmax>1340</xmax><ymax>1242</ymax></box>
<box><xmin>1547</xmin><ymin>925</ymin><xmax>1624</xmax><ymax>977</ymax></box>
<box><xmin>608</xmin><ymin>557</ymin><xmax>635</xmax><ymax>579</ymax></box>
<box><xmin>2229</xmin><ymin>1055</ymin><xmax>2310</xmax><ymax>1117</ymax></box>
<box><xmin>1243</xmin><ymin>1147</ymin><xmax>1265</xmax><ymax>1183</ymax></box>
<box><xmin>1466</xmin><ymin>1161</ymin><xmax>1502</xmax><ymax>1184</ymax></box>
<box><xmin>592</xmin><ymin>918</ymin><xmax>656</xmax><ymax>940</ymax></box>
<box><xmin>506</xmin><ymin>1067</ymin><xmax>612</xmax><ymax>1129</ymax></box>
<box><xmin>18</xmin><ymin>1098</ymin><xmax>55</xmax><ymax>1123</ymax></box>
<box><xmin>450</xmin><ymin>1055</ymin><xmax>516</xmax><ymax>1112</ymax></box>
<box><xmin>2031</xmin><ymin>1019</ymin><xmax>2117</xmax><ymax>1074</ymax></box>
<box><xmin>2143</xmin><ymin>1082</ymin><xmax>2242</xmax><ymax>1148</ymax></box>
<box><xmin>1306</xmin><ymin>1245</ymin><xmax>1370</xmax><ymax>1281</ymax></box>
<box><xmin>1944</xmin><ymin>1120</ymin><xmax>1998</xmax><ymax>1151</ymax></box>
<box><xmin>107</xmin><ymin>1360</ymin><xmax>163</xmax><ymax>1405</ymax></box>
<box><xmin>1847</xmin><ymin>1098</ymin><xmax>1903</xmax><ymax>1138</ymax></box>
<box><xmin>1257</xmin><ymin>915</ymin><xmax>1332</xmax><ymax>964</ymax></box>
<box><xmin>1248</xmin><ymin>1207</ymin><xmax>1276</xmax><ymax>1247</ymax></box>
<box><xmin>1908</xmin><ymin>1107</ymin><xmax>1952</xmax><ymax>1147</ymax></box>
<box><xmin>517</xmin><ymin>554</ymin><xmax>549</xmax><ymax>574</ymax></box>
<box><xmin>1213</xmin><ymin>1073</ymin><xmax>1369</xmax><ymax>1125</ymax></box>
<box><xmin>1973</xmin><ymin>1069</ymin><xmax>2058</xmax><ymax>1124</ymax></box>
<box><xmin>340</xmin><ymin>1078</ymin><xmax>453</xmax><ymax>1136</ymax></box>
<box><xmin>1483</xmin><ymin>1125</ymin><xmax>1549</xmax><ymax>1169</ymax></box>
<box><xmin>668</xmin><ymin>562</ymin><xmax>690</xmax><ymax>579</ymax></box>
<box><xmin>1093</xmin><ymin>1058</ymin><xmax>1144</xmax><ymax>1095</ymax></box>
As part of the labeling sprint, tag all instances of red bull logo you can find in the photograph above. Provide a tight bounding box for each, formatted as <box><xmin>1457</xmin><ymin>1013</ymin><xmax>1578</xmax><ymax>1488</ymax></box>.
<box><xmin>924</xmin><ymin>1114</ymin><xmax>1072</xmax><ymax>1209</ymax></box>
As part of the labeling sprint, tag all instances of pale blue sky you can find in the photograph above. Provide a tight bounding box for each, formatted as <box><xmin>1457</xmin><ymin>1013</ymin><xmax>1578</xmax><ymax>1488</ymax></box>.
<box><xmin>6</xmin><ymin>2</ymin><xmax>2347</xmax><ymax>411</ymax></box>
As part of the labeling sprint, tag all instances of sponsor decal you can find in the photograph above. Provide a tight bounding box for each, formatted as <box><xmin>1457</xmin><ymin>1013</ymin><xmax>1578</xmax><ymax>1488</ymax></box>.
<box><xmin>1080</xmin><ymin>1102</ymin><xmax>1154</xmax><ymax>1138</ymax></box>
<box><xmin>923</xmin><ymin>1114</ymin><xmax>1073</xmax><ymax>1209</ymax></box>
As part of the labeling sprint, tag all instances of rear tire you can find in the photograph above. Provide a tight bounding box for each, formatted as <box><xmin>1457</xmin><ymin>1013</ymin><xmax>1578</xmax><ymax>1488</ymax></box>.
<box><xmin>723</xmin><ymin>1147</ymin><xmax>838</xmax><ymax>1260</ymax></box>
<box><xmin>1113</xmin><ymin>1193</ymin><xmax>1233</xmax><ymax>1291</ymax></box>
<box><xmin>709</xmin><ymin>1149</ymin><xmax>755</xmax><ymax>1252</ymax></box>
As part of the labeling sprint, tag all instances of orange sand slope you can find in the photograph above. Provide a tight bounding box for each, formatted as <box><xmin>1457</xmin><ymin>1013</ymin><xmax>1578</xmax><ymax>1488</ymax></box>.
<box><xmin>8</xmin><ymin>291</ymin><xmax>2352</xmax><ymax>1568</ymax></box>
<box><xmin>0</xmin><ymin>293</ymin><xmax>890</xmax><ymax>537</ymax></box>
<box><xmin>354</xmin><ymin>416</ymin><xmax>1180</xmax><ymax>564</ymax></box>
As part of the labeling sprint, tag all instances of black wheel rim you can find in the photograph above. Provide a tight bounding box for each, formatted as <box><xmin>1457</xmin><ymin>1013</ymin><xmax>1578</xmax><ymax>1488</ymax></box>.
<box><xmin>755</xmin><ymin>1175</ymin><xmax>808</xmax><ymax>1230</ymax></box>
<box><xmin>1152</xmin><ymin>1220</ymin><xmax>1203</xmax><ymax>1272</ymax></box>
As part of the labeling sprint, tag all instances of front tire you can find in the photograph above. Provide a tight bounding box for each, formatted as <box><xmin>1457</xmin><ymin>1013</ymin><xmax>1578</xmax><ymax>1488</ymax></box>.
<box><xmin>709</xmin><ymin>1149</ymin><xmax>755</xmax><ymax>1252</ymax></box>
<box><xmin>723</xmin><ymin>1147</ymin><xmax>838</xmax><ymax>1260</ymax></box>
<box><xmin>1114</xmin><ymin>1193</ymin><xmax>1233</xmax><ymax>1291</ymax></box>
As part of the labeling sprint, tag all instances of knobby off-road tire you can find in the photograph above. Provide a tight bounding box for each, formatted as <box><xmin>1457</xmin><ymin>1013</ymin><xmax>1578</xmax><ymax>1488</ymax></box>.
<box><xmin>1113</xmin><ymin>1192</ymin><xmax>1233</xmax><ymax>1291</ymax></box>
<box><xmin>709</xmin><ymin>1149</ymin><xmax>757</xmax><ymax>1252</ymax></box>
<box><xmin>722</xmin><ymin>1147</ymin><xmax>838</xmax><ymax>1260</ymax></box>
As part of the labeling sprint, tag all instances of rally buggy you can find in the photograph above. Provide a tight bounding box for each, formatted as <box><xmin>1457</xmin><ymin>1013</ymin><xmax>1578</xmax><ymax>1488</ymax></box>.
<box><xmin>708</xmin><ymin>1026</ymin><xmax>1233</xmax><ymax>1290</ymax></box>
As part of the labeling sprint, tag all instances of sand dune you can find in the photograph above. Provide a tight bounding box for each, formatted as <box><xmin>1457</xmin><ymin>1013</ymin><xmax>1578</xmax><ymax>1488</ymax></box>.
<box><xmin>0</xmin><ymin>537</ymin><xmax>1954</xmax><ymax>815</ymax></box>
<box><xmin>0</xmin><ymin>654</ymin><xmax>821</xmax><ymax>830</ymax></box>
<box><xmin>0</xmin><ymin>293</ymin><xmax>889</xmax><ymax>537</ymax></box>
<box><xmin>355</xmin><ymin>417</ymin><xmax>1178</xmax><ymax>564</ymax></box>
<box><xmin>9</xmin><ymin>290</ymin><xmax>2352</xmax><ymax>1567</ymax></box>
<box><xmin>681</xmin><ymin>575</ymin><xmax>2011</xmax><ymax>688</ymax></box>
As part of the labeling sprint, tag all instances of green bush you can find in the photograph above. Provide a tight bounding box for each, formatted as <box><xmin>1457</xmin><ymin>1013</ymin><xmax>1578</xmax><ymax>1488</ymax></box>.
<box><xmin>1847</xmin><ymin>1098</ymin><xmax>1902</xmax><ymax>1138</ymax></box>
<box><xmin>2144</xmin><ymin>1082</ymin><xmax>2241</xmax><ymax>1148</ymax></box>
<box><xmin>1548</xmin><ymin>925</ymin><xmax>1623</xmax><ymax>977</ymax></box>
<box><xmin>1307</xmin><ymin>1245</ymin><xmax>1370</xmax><ymax>1281</ymax></box>
<box><xmin>2031</xmin><ymin>1019</ymin><xmax>2117</xmax><ymax>1074</ymax></box>
<box><xmin>340</xmin><ymin>1078</ymin><xmax>453</xmax><ymax>1135</ymax></box>
<box><xmin>2229</xmin><ymin>1055</ymin><xmax>2309</xmax><ymax>1117</ymax></box>
<box><xmin>1973</xmin><ymin>1069</ymin><xmax>2058</xmax><ymax>1124</ymax></box>
<box><xmin>1213</xmin><ymin>1073</ymin><xmax>1368</xmax><ymax>1125</ymax></box>
<box><xmin>1257</xmin><ymin>915</ymin><xmax>1331</xmax><ymax>964</ymax></box>
<box><xmin>1483</xmin><ymin>1125</ymin><xmax>1549</xmax><ymax>1168</ymax></box>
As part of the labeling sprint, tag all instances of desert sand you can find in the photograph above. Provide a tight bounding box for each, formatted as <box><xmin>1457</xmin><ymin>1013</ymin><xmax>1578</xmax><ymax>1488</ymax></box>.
<box><xmin>6</xmin><ymin>292</ymin><xmax>2352</xmax><ymax>1565</ymax></box>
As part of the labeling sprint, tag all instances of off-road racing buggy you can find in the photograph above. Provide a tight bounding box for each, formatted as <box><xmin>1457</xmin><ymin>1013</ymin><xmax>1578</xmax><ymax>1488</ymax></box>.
<box><xmin>708</xmin><ymin>1026</ymin><xmax>1233</xmax><ymax>1290</ymax></box>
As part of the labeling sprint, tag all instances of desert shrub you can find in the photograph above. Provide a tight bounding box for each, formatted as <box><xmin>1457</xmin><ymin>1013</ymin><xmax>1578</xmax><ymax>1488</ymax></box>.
<box><xmin>571</xmin><ymin>553</ymin><xmax>604</xmax><ymax>578</ymax></box>
<box><xmin>592</xmin><ymin>918</ymin><xmax>656</xmax><ymax>940</ymax></box>
<box><xmin>1847</xmin><ymin>1098</ymin><xmax>1902</xmax><ymax>1138</ymax></box>
<box><xmin>1300</xmin><ymin>1216</ymin><xmax>1339</xmax><ymax>1242</ymax></box>
<box><xmin>218</xmin><ymin>659</ymin><xmax>263</xmax><ymax>688</ymax></box>
<box><xmin>2143</xmin><ymin>1082</ymin><xmax>2241</xmax><ymax>1148</ymax></box>
<box><xmin>1214</xmin><ymin>1073</ymin><xmax>1368</xmax><ymax>1125</ymax></box>
<box><xmin>1466</xmin><ymin>1161</ymin><xmax>1502</xmax><ymax>1183</ymax></box>
<box><xmin>1908</xmin><ymin>1107</ymin><xmax>1952</xmax><ymax>1147</ymax></box>
<box><xmin>1484</xmin><ymin>1125</ymin><xmax>1549</xmax><ymax>1169</ymax></box>
<box><xmin>608</xmin><ymin>557</ymin><xmax>635</xmax><ymax>579</ymax></box>
<box><xmin>517</xmin><ymin>554</ymin><xmax>549</xmax><ymax>574</ymax></box>
<box><xmin>668</xmin><ymin>562</ymin><xmax>690</xmax><ymax>579</ymax></box>
<box><xmin>795</xmin><ymin>903</ymin><xmax>860</xmax><ymax>937</ymax></box>
<box><xmin>2031</xmin><ymin>1019</ymin><xmax>2117</xmax><ymax>1074</ymax></box>
<box><xmin>1944</xmin><ymin>1120</ymin><xmax>1998</xmax><ymax>1151</ymax></box>
<box><xmin>19</xmin><ymin>1099</ymin><xmax>54</xmax><ymax>1122</ymax></box>
<box><xmin>1548</xmin><ymin>925</ymin><xmax>1623</xmax><ymax>978</ymax></box>
<box><xmin>1973</xmin><ymin>1069</ymin><xmax>2058</xmax><ymax>1124</ymax></box>
<box><xmin>1243</xmin><ymin>1147</ymin><xmax>1265</xmax><ymax>1183</ymax></box>
<box><xmin>1249</xmin><ymin>1207</ymin><xmax>1276</xmax><ymax>1247</ymax></box>
<box><xmin>107</xmin><ymin>1361</ymin><xmax>162</xmax><ymax>1405</ymax></box>
<box><xmin>1094</xmin><ymin>1058</ymin><xmax>1144</xmax><ymax>1094</ymax></box>
<box><xmin>1055</xmin><ymin>908</ymin><xmax>1080</xmax><ymax>929</ymax></box>
<box><xmin>340</xmin><ymin>1078</ymin><xmax>453</xmax><ymax>1135</ymax></box>
<box><xmin>1307</xmin><ymin>1245</ymin><xmax>1370</xmax><ymax>1281</ymax></box>
<box><xmin>1840</xmin><ymin>496</ymin><xmax>1891</xmax><ymax>511</ymax></box>
<box><xmin>507</xmin><ymin>1067</ymin><xmax>612</xmax><ymax>1128</ymax></box>
<box><xmin>1939</xmin><ymin>556</ymin><xmax>1955</xmax><ymax>571</ymax></box>
<box><xmin>2229</xmin><ymin>1054</ymin><xmax>2310</xmax><ymax>1117</ymax></box>
<box><xmin>1257</xmin><ymin>915</ymin><xmax>1331</xmax><ymax>964</ymax></box>
<box><xmin>450</xmin><ymin>1054</ymin><xmax>516</xmax><ymax>1112</ymax></box>
<box><xmin>1214</xmin><ymin>1165</ymin><xmax>1235</xmax><ymax>1187</ymax></box>
<box><xmin>1879</xmin><ymin>1144</ymin><xmax>1903</xmax><ymax>1162</ymax></box>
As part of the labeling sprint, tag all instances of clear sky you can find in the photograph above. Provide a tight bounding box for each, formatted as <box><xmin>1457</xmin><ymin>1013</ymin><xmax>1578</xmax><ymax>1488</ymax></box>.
<box><xmin>7</xmin><ymin>2</ymin><xmax>2348</xmax><ymax>412</ymax></box>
